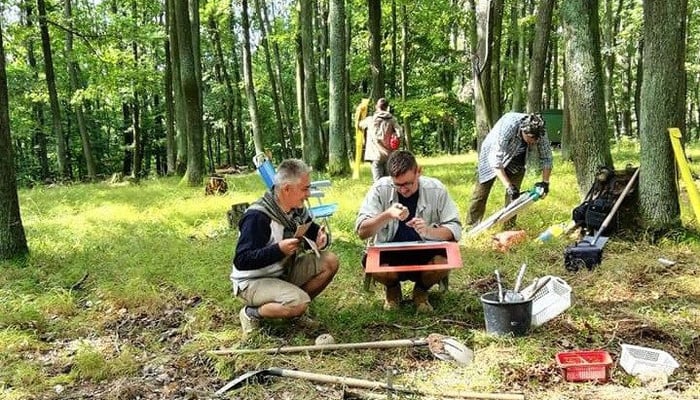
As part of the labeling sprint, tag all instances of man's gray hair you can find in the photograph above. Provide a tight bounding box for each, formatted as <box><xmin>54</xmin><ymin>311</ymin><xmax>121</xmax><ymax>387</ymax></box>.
<box><xmin>274</xmin><ymin>159</ymin><xmax>311</xmax><ymax>190</ymax></box>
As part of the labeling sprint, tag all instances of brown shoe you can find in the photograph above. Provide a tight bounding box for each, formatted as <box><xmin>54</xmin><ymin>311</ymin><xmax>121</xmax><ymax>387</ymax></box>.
<box><xmin>413</xmin><ymin>286</ymin><xmax>433</xmax><ymax>313</ymax></box>
<box><xmin>383</xmin><ymin>285</ymin><xmax>402</xmax><ymax>310</ymax></box>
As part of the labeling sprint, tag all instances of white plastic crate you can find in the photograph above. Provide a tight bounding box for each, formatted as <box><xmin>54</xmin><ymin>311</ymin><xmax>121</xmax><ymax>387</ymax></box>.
<box><xmin>620</xmin><ymin>344</ymin><xmax>679</xmax><ymax>376</ymax></box>
<box><xmin>524</xmin><ymin>275</ymin><xmax>572</xmax><ymax>327</ymax></box>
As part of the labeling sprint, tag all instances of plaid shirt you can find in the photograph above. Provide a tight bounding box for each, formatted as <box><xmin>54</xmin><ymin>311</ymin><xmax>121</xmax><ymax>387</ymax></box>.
<box><xmin>477</xmin><ymin>112</ymin><xmax>553</xmax><ymax>183</ymax></box>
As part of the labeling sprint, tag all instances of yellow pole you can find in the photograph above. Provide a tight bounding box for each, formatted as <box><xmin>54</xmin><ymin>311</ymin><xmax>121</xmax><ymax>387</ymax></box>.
<box><xmin>353</xmin><ymin>99</ymin><xmax>370</xmax><ymax>179</ymax></box>
<box><xmin>668</xmin><ymin>128</ymin><xmax>700</xmax><ymax>224</ymax></box>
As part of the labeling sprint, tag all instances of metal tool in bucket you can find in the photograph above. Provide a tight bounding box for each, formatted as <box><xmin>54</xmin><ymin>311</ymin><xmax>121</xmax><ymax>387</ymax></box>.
<box><xmin>481</xmin><ymin>265</ymin><xmax>543</xmax><ymax>336</ymax></box>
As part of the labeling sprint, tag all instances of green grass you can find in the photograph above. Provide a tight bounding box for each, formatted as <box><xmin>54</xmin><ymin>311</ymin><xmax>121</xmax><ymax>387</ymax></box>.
<box><xmin>1</xmin><ymin>148</ymin><xmax>699</xmax><ymax>399</ymax></box>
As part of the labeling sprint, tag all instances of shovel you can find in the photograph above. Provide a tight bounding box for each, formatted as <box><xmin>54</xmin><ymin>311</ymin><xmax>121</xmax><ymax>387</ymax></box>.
<box><xmin>467</xmin><ymin>188</ymin><xmax>543</xmax><ymax>237</ymax></box>
<box><xmin>210</xmin><ymin>333</ymin><xmax>474</xmax><ymax>364</ymax></box>
<box><xmin>564</xmin><ymin>168</ymin><xmax>640</xmax><ymax>271</ymax></box>
<box><xmin>216</xmin><ymin>367</ymin><xmax>526</xmax><ymax>399</ymax></box>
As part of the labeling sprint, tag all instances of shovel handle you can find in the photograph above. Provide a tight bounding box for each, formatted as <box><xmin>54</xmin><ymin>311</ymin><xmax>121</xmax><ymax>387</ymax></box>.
<box><xmin>270</xmin><ymin>368</ymin><xmax>525</xmax><ymax>400</ymax></box>
<box><xmin>210</xmin><ymin>338</ymin><xmax>428</xmax><ymax>355</ymax></box>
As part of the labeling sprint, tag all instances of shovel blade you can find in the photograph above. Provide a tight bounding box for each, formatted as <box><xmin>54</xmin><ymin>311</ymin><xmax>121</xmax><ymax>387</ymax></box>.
<box><xmin>215</xmin><ymin>370</ymin><xmax>270</xmax><ymax>395</ymax></box>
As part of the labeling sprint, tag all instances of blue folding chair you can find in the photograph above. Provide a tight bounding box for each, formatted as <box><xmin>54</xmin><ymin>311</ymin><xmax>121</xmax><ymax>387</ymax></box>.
<box><xmin>253</xmin><ymin>153</ymin><xmax>338</xmax><ymax>235</ymax></box>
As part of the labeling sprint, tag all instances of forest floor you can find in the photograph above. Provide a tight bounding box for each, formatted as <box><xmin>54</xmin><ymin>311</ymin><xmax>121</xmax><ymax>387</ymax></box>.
<box><xmin>1</xmin><ymin>148</ymin><xmax>699</xmax><ymax>400</ymax></box>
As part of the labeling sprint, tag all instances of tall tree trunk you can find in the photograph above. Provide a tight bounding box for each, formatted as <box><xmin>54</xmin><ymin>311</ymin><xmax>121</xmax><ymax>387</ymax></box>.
<box><xmin>23</xmin><ymin>1</ymin><xmax>49</xmax><ymax>180</ymax></box>
<box><xmin>241</xmin><ymin>0</ymin><xmax>264</xmax><ymax>155</ymax></box>
<box><xmin>228</xmin><ymin>9</ymin><xmax>246</xmax><ymax>165</ymax></box>
<box><xmin>561</xmin><ymin>0</ymin><xmax>613</xmax><ymax>195</ymax></box>
<box><xmin>634</xmin><ymin>39</ymin><xmax>643</xmax><ymax>137</ymax></box>
<box><xmin>65</xmin><ymin>0</ymin><xmax>96</xmax><ymax>181</ymax></box>
<box><xmin>261</xmin><ymin>0</ymin><xmax>296</xmax><ymax>156</ymax></box>
<box><xmin>190</xmin><ymin>0</ymin><xmax>202</xmax><ymax>107</ymax></box>
<box><xmin>296</xmin><ymin>32</ymin><xmax>307</xmax><ymax>158</ymax></box>
<box><xmin>639</xmin><ymin>0</ymin><xmax>686</xmax><ymax>231</ymax></box>
<box><xmin>551</xmin><ymin>31</ymin><xmax>559</xmax><ymax>108</ymax></box>
<box><xmin>254</xmin><ymin>0</ymin><xmax>289</xmax><ymax>156</ymax></box>
<box><xmin>300</xmin><ymin>0</ymin><xmax>323</xmax><ymax>169</ymax></box>
<box><xmin>488</xmin><ymin>0</ymin><xmax>503</xmax><ymax>122</ymax></box>
<box><xmin>328</xmin><ymin>0</ymin><xmax>349</xmax><ymax>175</ymax></box>
<box><xmin>526</xmin><ymin>0</ymin><xmax>554</xmax><ymax>113</ymax></box>
<box><xmin>37</xmin><ymin>0</ymin><xmax>69</xmax><ymax>179</ymax></box>
<box><xmin>174</xmin><ymin>0</ymin><xmax>204</xmax><ymax>185</ymax></box>
<box><xmin>131</xmin><ymin>91</ymin><xmax>143</xmax><ymax>179</ymax></box>
<box><xmin>345</xmin><ymin>0</ymin><xmax>354</xmax><ymax>157</ymax></box>
<box><xmin>131</xmin><ymin>2</ymin><xmax>143</xmax><ymax>179</ymax></box>
<box><xmin>163</xmin><ymin>0</ymin><xmax>176</xmax><ymax>174</ymax></box>
<box><xmin>390</xmin><ymin>0</ymin><xmax>398</xmax><ymax>97</ymax></box>
<box><xmin>121</xmin><ymin>104</ymin><xmax>133</xmax><ymax>176</ymax></box>
<box><xmin>603</xmin><ymin>0</ymin><xmax>625</xmax><ymax>139</ymax></box>
<box><xmin>510</xmin><ymin>2</ymin><xmax>526</xmax><ymax>112</ymax></box>
<box><xmin>0</xmin><ymin>21</ymin><xmax>29</xmax><ymax>260</ymax></box>
<box><xmin>368</xmin><ymin>0</ymin><xmax>384</xmax><ymax>99</ymax></box>
<box><xmin>472</xmin><ymin>0</ymin><xmax>493</xmax><ymax>147</ymax></box>
<box><xmin>208</xmin><ymin>17</ymin><xmax>237</xmax><ymax>167</ymax></box>
<box><xmin>400</xmin><ymin>4</ymin><xmax>412</xmax><ymax>152</ymax></box>
<box><xmin>168</xmin><ymin>0</ymin><xmax>188</xmax><ymax>174</ymax></box>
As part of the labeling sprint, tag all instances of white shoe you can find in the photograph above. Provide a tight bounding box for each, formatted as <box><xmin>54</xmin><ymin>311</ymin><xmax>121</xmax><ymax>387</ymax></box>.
<box><xmin>239</xmin><ymin>307</ymin><xmax>260</xmax><ymax>336</ymax></box>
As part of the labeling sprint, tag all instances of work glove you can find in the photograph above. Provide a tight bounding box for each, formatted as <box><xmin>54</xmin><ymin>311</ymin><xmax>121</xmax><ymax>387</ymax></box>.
<box><xmin>535</xmin><ymin>181</ymin><xmax>550</xmax><ymax>197</ymax></box>
<box><xmin>506</xmin><ymin>185</ymin><xmax>520</xmax><ymax>201</ymax></box>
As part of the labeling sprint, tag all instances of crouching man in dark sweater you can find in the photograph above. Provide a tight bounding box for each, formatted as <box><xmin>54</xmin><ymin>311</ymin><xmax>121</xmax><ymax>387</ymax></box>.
<box><xmin>231</xmin><ymin>159</ymin><xmax>339</xmax><ymax>337</ymax></box>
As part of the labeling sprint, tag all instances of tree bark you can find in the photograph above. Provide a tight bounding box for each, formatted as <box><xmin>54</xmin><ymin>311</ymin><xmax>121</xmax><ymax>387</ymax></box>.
<box><xmin>163</xmin><ymin>0</ymin><xmax>176</xmax><ymax>174</ymax></box>
<box><xmin>241</xmin><ymin>0</ymin><xmax>264</xmax><ymax>155</ymax></box>
<box><xmin>472</xmin><ymin>0</ymin><xmax>493</xmax><ymax>148</ymax></box>
<box><xmin>639</xmin><ymin>0</ymin><xmax>686</xmax><ymax>230</ymax></box>
<box><xmin>368</xmin><ymin>0</ymin><xmax>384</xmax><ymax>99</ymax></box>
<box><xmin>561</xmin><ymin>0</ymin><xmax>613</xmax><ymax>194</ymax></box>
<box><xmin>174</xmin><ymin>0</ymin><xmax>204</xmax><ymax>185</ymax></box>
<box><xmin>0</xmin><ymin>22</ymin><xmax>29</xmax><ymax>259</ymax></box>
<box><xmin>300</xmin><ymin>0</ymin><xmax>323</xmax><ymax>169</ymax></box>
<box><xmin>228</xmin><ymin>8</ymin><xmax>246</xmax><ymax>165</ymax></box>
<box><xmin>254</xmin><ymin>0</ymin><xmax>289</xmax><ymax>156</ymax></box>
<box><xmin>208</xmin><ymin>17</ymin><xmax>237</xmax><ymax>167</ymax></box>
<box><xmin>37</xmin><ymin>0</ymin><xmax>69</xmax><ymax>179</ymax></box>
<box><xmin>64</xmin><ymin>0</ymin><xmax>96</xmax><ymax>181</ymax></box>
<box><xmin>488</xmin><ymin>0</ymin><xmax>503</xmax><ymax>122</ymax></box>
<box><xmin>23</xmin><ymin>0</ymin><xmax>50</xmax><ymax>180</ymax></box>
<box><xmin>168</xmin><ymin>0</ymin><xmax>188</xmax><ymax>174</ymax></box>
<box><xmin>262</xmin><ymin>0</ymin><xmax>296</xmax><ymax>157</ymax></box>
<box><xmin>510</xmin><ymin>2</ymin><xmax>526</xmax><ymax>112</ymax></box>
<box><xmin>328</xmin><ymin>0</ymin><xmax>350</xmax><ymax>175</ymax></box>
<box><xmin>526</xmin><ymin>0</ymin><xmax>554</xmax><ymax>113</ymax></box>
<box><xmin>400</xmin><ymin>4</ymin><xmax>411</xmax><ymax>152</ymax></box>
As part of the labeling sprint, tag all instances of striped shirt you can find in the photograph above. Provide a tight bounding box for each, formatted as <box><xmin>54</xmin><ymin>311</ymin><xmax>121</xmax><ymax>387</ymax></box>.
<box><xmin>477</xmin><ymin>112</ymin><xmax>553</xmax><ymax>183</ymax></box>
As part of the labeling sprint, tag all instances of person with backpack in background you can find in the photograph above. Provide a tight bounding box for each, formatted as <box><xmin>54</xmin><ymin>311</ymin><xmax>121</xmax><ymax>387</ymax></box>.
<box><xmin>468</xmin><ymin>112</ymin><xmax>553</xmax><ymax>228</ymax></box>
<box><xmin>360</xmin><ymin>98</ymin><xmax>403</xmax><ymax>182</ymax></box>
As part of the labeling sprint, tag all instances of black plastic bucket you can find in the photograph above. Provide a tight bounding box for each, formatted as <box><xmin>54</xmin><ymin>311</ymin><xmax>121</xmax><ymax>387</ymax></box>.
<box><xmin>480</xmin><ymin>291</ymin><xmax>533</xmax><ymax>336</ymax></box>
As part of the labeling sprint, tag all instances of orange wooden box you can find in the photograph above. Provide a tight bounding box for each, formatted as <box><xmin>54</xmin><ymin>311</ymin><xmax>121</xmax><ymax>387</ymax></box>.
<box><xmin>365</xmin><ymin>241</ymin><xmax>463</xmax><ymax>273</ymax></box>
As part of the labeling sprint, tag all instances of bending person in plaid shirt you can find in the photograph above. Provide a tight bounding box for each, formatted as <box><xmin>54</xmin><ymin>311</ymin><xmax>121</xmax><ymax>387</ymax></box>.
<box><xmin>468</xmin><ymin>113</ymin><xmax>553</xmax><ymax>228</ymax></box>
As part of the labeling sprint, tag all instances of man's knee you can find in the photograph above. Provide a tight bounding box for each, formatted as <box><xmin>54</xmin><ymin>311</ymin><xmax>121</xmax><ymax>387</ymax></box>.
<box><xmin>372</xmin><ymin>272</ymin><xmax>401</xmax><ymax>287</ymax></box>
<box><xmin>417</xmin><ymin>270</ymin><xmax>449</xmax><ymax>288</ymax></box>
<box><xmin>322</xmin><ymin>251</ymin><xmax>340</xmax><ymax>275</ymax></box>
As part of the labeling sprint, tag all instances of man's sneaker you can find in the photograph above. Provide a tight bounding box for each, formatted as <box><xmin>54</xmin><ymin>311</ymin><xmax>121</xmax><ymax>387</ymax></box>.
<box><xmin>413</xmin><ymin>286</ymin><xmax>434</xmax><ymax>313</ymax></box>
<box><xmin>383</xmin><ymin>285</ymin><xmax>402</xmax><ymax>311</ymax></box>
<box><xmin>293</xmin><ymin>313</ymin><xmax>320</xmax><ymax>330</ymax></box>
<box><xmin>239</xmin><ymin>307</ymin><xmax>260</xmax><ymax>336</ymax></box>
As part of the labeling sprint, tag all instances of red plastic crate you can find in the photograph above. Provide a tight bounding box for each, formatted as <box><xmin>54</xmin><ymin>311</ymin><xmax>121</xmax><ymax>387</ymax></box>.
<box><xmin>555</xmin><ymin>350</ymin><xmax>613</xmax><ymax>382</ymax></box>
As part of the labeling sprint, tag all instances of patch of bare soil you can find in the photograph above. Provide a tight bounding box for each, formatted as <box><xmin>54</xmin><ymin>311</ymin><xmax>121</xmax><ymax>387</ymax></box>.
<box><xmin>36</xmin><ymin>296</ymin><xmax>223</xmax><ymax>400</ymax></box>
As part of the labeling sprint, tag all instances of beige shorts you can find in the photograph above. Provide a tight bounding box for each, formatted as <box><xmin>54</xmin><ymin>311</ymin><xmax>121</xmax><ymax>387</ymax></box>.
<box><xmin>237</xmin><ymin>253</ymin><xmax>322</xmax><ymax>307</ymax></box>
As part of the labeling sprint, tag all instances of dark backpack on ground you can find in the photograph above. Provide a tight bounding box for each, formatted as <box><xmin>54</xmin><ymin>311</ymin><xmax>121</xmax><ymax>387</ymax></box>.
<box><xmin>571</xmin><ymin>166</ymin><xmax>637</xmax><ymax>236</ymax></box>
